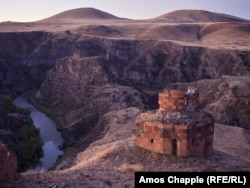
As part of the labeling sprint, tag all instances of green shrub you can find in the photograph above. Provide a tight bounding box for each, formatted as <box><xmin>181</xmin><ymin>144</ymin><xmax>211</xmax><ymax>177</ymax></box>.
<box><xmin>2</xmin><ymin>97</ymin><xmax>30</xmax><ymax>115</ymax></box>
<box><xmin>3</xmin><ymin>97</ymin><xmax>19</xmax><ymax>112</ymax></box>
<box><xmin>16</xmin><ymin>117</ymin><xmax>43</xmax><ymax>172</ymax></box>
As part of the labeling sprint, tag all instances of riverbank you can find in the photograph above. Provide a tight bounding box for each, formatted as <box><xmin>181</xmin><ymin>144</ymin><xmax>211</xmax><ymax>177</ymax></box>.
<box><xmin>28</xmin><ymin>91</ymin><xmax>79</xmax><ymax>170</ymax></box>
<box><xmin>3</xmin><ymin>121</ymin><xmax>250</xmax><ymax>188</ymax></box>
<box><xmin>0</xmin><ymin>92</ymin><xmax>43</xmax><ymax>172</ymax></box>
<box><xmin>13</xmin><ymin>91</ymin><xmax>64</xmax><ymax>171</ymax></box>
<box><xmin>29</xmin><ymin>92</ymin><xmax>75</xmax><ymax>145</ymax></box>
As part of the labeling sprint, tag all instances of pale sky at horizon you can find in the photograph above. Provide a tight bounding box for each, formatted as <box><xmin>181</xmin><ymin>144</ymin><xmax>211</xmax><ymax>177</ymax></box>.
<box><xmin>0</xmin><ymin>0</ymin><xmax>250</xmax><ymax>22</ymax></box>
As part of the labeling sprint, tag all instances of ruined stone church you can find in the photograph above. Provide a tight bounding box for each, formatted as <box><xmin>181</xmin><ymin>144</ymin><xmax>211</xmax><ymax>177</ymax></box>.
<box><xmin>133</xmin><ymin>87</ymin><xmax>214</xmax><ymax>156</ymax></box>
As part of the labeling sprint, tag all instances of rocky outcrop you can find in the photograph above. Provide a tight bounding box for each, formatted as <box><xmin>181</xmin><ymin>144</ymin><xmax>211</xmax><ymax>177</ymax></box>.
<box><xmin>35</xmin><ymin>56</ymin><xmax>144</xmax><ymax>140</ymax></box>
<box><xmin>102</xmin><ymin>40</ymin><xmax>250</xmax><ymax>85</ymax></box>
<box><xmin>0</xmin><ymin>106</ymin><xmax>19</xmax><ymax>155</ymax></box>
<box><xmin>28</xmin><ymin>37</ymin><xmax>250</xmax><ymax>143</ymax></box>
<box><xmin>0</xmin><ymin>31</ymin><xmax>76</xmax><ymax>94</ymax></box>
<box><xmin>165</xmin><ymin>75</ymin><xmax>250</xmax><ymax>130</ymax></box>
<box><xmin>1</xmin><ymin>29</ymin><xmax>250</xmax><ymax>95</ymax></box>
<box><xmin>0</xmin><ymin>140</ymin><xmax>17</xmax><ymax>184</ymax></box>
<box><xmin>204</xmin><ymin>76</ymin><xmax>250</xmax><ymax>130</ymax></box>
<box><xmin>0</xmin><ymin>104</ymin><xmax>42</xmax><ymax>172</ymax></box>
<box><xmin>31</xmin><ymin>39</ymin><xmax>250</xmax><ymax>140</ymax></box>
<box><xmin>0</xmin><ymin>9</ymin><xmax>249</xmax><ymax>173</ymax></box>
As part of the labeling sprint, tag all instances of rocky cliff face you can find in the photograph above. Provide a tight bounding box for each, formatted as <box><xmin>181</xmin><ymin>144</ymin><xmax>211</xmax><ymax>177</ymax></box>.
<box><xmin>35</xmin><ymin>56</ymin><xmax>144</xmax><ymax>141</ymax></box>
<box><xmin>203</xmin><ymin>76</ymin><xmax>250</xmax><ymax>130</ymax></box>
<box><xmin>0</xmin><ymin>11</ymin><xmax>250</xmax><ymax>173</ymax></box>
<box><xmin>0</xmin><ymin>106</ymin><xmax>20</xmax><ymax>155</ymax></box>
<box><xmin>0</xmin><ymin>8</ymin><xmax>250</xmax><ymax>186</ymax></box>
<box><xmin>0</xmin><ymin>31</ymin><xmax>76</xmax><ymax>94</ymax></box>
<box><xmin>1</xmin><ymin>27</ymin><xmax>249</xmax><ymax>142</ymax></box>
<box><xmin>0</xmin><ymin>140</ymin><xmax>17</xmax><ymax>184</ymax></box>
<box><xmin>33</xmin><ymin>36</ymin><xmax>250</xmax><ymax>138</ymax></box>
<box><xmin>0</xmin><ymin>104</ymin><xmax>42</xmax><ymax>173</ymax></box>
<box><xmin>1</xmin><ymin>30</ymin><xmax>250</xmax><ymax>95</ymax></box>
<box><xmin>165</xmin><ymin>75</ymin><xmax>250</xmax><ymax>130</ymax></box>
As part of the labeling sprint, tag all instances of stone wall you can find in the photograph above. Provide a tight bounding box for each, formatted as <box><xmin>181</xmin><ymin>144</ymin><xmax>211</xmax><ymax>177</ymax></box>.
<box><xmin>158</xmin><ymin>89</ymin><xmax>186</xmax><ymax>111</ymax></box>
<box><xmin>158</xmin><ymin>87</ymin><xmax>200</xmax><ymax>112</ymax></box>
<box><xmin>134</xmin><ymin>88</ymin><xmax>214</xmax><ymax>156</ymax></box>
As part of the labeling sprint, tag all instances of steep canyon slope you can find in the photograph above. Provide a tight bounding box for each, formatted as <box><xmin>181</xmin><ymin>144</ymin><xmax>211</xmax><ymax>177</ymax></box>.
<box><xmin>0</xmin><ymin>8</ymin><xmax>250</xmax><ymax>187</ymax></box>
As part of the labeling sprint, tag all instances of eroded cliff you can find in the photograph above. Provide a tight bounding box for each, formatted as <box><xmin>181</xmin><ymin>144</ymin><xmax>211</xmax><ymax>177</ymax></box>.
<box><xmin>164</xmin><ymin>75</ymin><xmax>250</xmax><ymax>130</ymax></box>
<box><xmin>0</xmin><ymin>9</ymin><xmax>250</xmax><ymax>182</ymax></box>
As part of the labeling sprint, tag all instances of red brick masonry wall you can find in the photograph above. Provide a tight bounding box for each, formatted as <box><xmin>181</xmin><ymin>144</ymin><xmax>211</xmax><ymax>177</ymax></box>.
<box><xmin>158</xmin><ymin>89</ymin><xmax>186</xmax><ymax>111</ymax></box>
<box><xmin>134</xmin><ymin>88</ymin><xmax>214</xmax><ymax>156</ymax></box>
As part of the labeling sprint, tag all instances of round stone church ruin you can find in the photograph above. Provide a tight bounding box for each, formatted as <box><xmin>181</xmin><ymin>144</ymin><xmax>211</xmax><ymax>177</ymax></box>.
<box><xmin>133</xmin><ymin>87</ymin><xmax>214</xmax><ymax>156</ymax></box>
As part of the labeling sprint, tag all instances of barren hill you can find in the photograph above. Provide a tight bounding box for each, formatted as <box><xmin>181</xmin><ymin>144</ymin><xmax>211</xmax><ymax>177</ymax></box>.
<box><xmin>40</xmin><ymin>7</ymin><xmax>123</xmax><ymax>21</ymax></box>
<box><xmin>0</xmin><ymin>8</ymin><xmax>249</xmax><ymax>50</ymax></box>
<box><xmin>154</xmin><ymin>9</ymin><xmax>247</xmax><ymax>22</ymax></box>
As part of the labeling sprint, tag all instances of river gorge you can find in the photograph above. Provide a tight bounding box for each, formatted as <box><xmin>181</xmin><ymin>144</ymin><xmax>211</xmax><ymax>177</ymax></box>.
<box><xmin>13</xmin><ymin>91</ymin><xmax>64</xmax><ymax>170</ymax></box>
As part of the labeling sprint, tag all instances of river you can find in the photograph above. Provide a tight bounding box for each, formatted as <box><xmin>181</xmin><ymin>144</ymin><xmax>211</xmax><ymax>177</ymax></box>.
<box><xmin>13</xmin><ymin>91</ymin><xmax>64</xmax><ymax>170</ymax></box>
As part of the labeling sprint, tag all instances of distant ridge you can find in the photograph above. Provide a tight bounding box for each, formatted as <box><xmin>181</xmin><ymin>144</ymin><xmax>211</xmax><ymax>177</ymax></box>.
<box><xmin>153</xmin><ymin>9</ymin><xmax>248</xmax><ymax>22</ymax></box>
<box><xmin>41</xmin><ymin>7</ymin><xmax>123</xmax><ymax>21</ymax></box>
<box><xmin>39</xmin><ymin>8</ymin><xmax>248</xmax><ymax>23</ymax></box>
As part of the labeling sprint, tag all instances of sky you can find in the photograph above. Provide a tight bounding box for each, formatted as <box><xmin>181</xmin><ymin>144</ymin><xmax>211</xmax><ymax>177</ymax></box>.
<box><xmin>0</xmin><ymin>0</ymin><xmax>250</xmax><ymax>22</ymax></box>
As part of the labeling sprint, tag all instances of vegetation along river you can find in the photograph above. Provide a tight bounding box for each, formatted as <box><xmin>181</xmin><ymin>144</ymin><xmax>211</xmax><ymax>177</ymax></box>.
<box><xmin>13</xmin><ymin>91</ymin><xmax>64</xmax><ymax>170</ymax></box>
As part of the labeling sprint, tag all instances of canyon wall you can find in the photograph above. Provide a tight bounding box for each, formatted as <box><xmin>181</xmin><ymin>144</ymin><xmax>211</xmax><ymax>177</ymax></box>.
<box><xmin>0</xmin><ymin>28</ymin><xmax>249</xmax><ymax>145</ymax></box>
<box><xmin>1</xmin><ymin>31</ymin><xmax>250</xmax><ymax>95</ymax></box>
<box><xmin>165</xmin><ymin>75</ymin><xmax>250</xmax><ymax>130</ymax></box>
